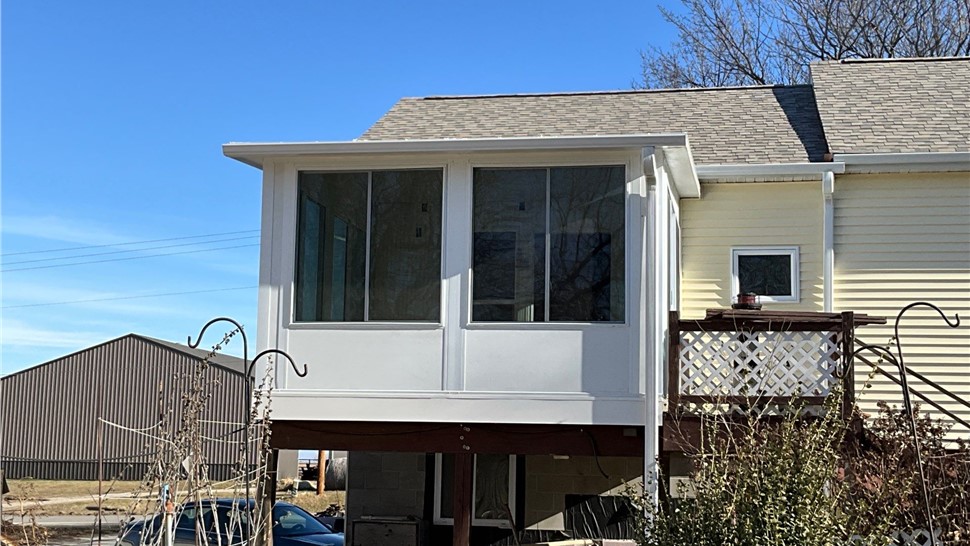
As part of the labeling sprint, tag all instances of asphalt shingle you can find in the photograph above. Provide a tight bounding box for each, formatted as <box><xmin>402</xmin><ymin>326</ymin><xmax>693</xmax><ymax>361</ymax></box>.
<box><xmin>360</xmin><ymin>86</ymin><xmax>829</xmax><ymax>165</ymax></box>
<box><xmin>810</xmin><ymin>58</ymin><xmax>970</xmax><ymax>155</ymax></box>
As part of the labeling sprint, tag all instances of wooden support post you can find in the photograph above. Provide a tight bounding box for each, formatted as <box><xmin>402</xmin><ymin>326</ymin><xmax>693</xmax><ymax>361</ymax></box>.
<box><xmin>452</xmin><ymin>452</ymin><xmax>473</xmax><ymax>546</ymax></box>
<box><xmin>841</xmin><ymin>311</ymin><xmax>856</xmax><ymax>419</ymax></box>
<box><xmin>317</xmin><ymin>450</ymin><xmax>325</xmax><ymax>495</ymax></box>
<box><xmin>667</xmin><ymin>310</ymin><xmax>681</xmax><ymax>413</ymax></box>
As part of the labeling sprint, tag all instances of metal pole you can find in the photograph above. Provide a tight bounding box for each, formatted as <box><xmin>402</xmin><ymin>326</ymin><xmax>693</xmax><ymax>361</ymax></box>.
<box><xmin>97</xmin><ymin>418</ymin><xmax>104</xmax><ymax>544</ymax></box>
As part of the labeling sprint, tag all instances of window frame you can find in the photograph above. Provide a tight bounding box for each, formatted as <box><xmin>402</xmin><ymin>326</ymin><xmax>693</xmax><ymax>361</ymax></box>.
<box><xmin>292</xmin><ymin>168</ymin><xmax>445</xmax><ymax>324</ymax></box>
<box><xmin>432</xmin><ymin>453</ymin><xmax>517</xmax><ymax>528</ymax></box>
<box><xmin>469</xmin><ymin>164</ymin><xmax>628</xmax><ymax>324</ymax></box>
<box><xmin>730</xmin><ymin>246</ymin><xmax>800</xmax><ymax>303</ymax></box>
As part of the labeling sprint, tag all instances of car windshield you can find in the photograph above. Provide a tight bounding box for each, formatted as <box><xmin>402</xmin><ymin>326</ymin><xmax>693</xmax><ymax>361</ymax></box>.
<box><xmin>273</xmin><ymin>504</ymin><xmax>333</xmax><ymax>537</ymax></box>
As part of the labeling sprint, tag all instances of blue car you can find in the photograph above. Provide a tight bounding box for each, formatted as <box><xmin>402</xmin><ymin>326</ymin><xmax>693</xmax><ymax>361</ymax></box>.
<box><xmin>118</xmin><ymin>499</ymin><xmax>344</xmax><ymax>546</ymax></box>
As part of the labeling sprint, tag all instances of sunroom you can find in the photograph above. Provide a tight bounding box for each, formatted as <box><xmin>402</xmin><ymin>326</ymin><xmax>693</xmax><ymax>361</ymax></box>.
<box><xmin>224</xmin><ymin>134</ymin><xmax>698</xmax><ymax>430</ymax></box>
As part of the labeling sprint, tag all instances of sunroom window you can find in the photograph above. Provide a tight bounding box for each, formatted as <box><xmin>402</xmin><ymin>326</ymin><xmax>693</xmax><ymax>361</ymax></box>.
<box><xmin>295</xmin><ymin>169</ymin><xmax>443</xmax><ymax>322</ymax></box>
<box><xmin>472</xmin><ymin>166</ymin><xmax>626</xmax><ymax>322</ymax></box>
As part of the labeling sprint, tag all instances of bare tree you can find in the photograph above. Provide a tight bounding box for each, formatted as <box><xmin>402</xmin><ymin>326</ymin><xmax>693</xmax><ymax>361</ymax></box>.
<box><xmin>637</xmin><ymin>0</ymin><xmax>970</xmax><ymax>88</ymax></box>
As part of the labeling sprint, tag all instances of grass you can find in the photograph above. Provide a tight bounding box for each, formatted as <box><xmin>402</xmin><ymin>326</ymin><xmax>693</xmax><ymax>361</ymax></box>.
<box><xmin>283</xmin><ymin>491</ymin><xmax>345</xmax><ymax>514</ymax></box>
<box><xmin>3</xmin><ymin>480</ymin><xmax>344</xmax><ymax>517</ymax></box>
<box><xmin>6</xmin><ymin>480</ymin><xmax>145</xmax><ymax>501</ymax></box>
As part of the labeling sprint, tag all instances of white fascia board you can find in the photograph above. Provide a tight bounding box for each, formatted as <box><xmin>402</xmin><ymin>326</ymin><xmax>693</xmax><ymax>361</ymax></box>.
<box><xmin>834</xmin><ymin>152</ymin><xmax>970</xmax><ymax>173</ymax></box>
<box><xmin>695</xmin><ymin>162</ymin><xmax>846</xmax><ymax>181</ymax></box>
<box><xmin>271</xmin><ymin>390</ymin><xmax>646</xmax><ymax>426</ymax></box>
<box><xmin>224</xmin><ymin>134</ymin><xmax>690</xmax><ymax>169</ymax></box>
<box><xmin>662</xmin><ymin>142</ymin><xmax>701</xmax><ymax>198</ymax></box>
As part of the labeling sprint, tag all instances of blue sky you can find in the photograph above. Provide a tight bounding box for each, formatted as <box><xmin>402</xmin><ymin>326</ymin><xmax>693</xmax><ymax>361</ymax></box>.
<box><xmin>1</xmin><ymin>1</ymin><xmax>679</xmax><ymax>373</ymax></box>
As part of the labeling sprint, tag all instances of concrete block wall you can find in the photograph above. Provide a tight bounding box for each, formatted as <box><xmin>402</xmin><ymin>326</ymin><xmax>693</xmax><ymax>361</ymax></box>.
<box><xmin>523</xmin><ymin>455</ymin><xmax>643</xmax><ymax>531</ymax></box>
<box><xmin>346</xmin><ymin>451</ymin><xmax>426</xmax><ymax>519</ymax></box>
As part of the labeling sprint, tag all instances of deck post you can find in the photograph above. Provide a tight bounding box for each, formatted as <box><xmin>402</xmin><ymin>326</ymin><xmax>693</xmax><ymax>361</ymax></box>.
<box><xmin>841</xmin><ymin>311</ymin><xmax>856</xmax><ymax>418</ymax></box>
<box><xmin>317</xmin><ymin>449</ymin><xmax>325</xmax><ymax>495</ymax></box>
<box><xmin>452</xmin><ymin>451</ymin><xmax>473</xmax><ymax>546</ymax></box>
<box><xmin>667</xmin><ymin>311</ymin><xmax>681</xmax><ymax>414</ymax></box>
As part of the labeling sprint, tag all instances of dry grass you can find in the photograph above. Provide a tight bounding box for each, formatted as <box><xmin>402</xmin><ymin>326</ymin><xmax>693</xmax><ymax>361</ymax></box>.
<box><xmin>284</xmin><ymin>491</ymin><xmax>345</xmax><ymax>514</ymax></box>
<box><xmin>6</xmin><ymin>480</ymin><xmax>144</xmax><ymax>501</ymax></box>
<box><xmin>4</xmin><ymin>480</ymin><xmax>344</xmax><ymax>517</ymax></box>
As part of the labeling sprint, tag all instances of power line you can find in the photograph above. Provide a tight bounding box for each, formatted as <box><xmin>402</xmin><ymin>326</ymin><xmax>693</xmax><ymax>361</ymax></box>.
<box><xmin>0</xmin><ymin>229</ymin><xmax>260</xmax><ymax>257</ymax></box>
<box><xmin>0</xmin><ymin>244</ymin><xmax>259</xmax><ymax>273</ymax></box>
<box><xmin>3</xmin><ymin>235</ymin><xmax>260</xmax><ymax>266</ymax></box>
<box><xmin>1</xmin><ymin>285</ymin><xmax>257</xmax><ymax>309</ymax></box>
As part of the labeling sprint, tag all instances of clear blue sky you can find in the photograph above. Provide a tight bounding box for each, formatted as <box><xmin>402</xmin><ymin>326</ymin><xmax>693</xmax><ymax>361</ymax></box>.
<box><xmin>1</xmin><ymin>1</ymin><xmax>680</xmax><ymax>373</ymax></box>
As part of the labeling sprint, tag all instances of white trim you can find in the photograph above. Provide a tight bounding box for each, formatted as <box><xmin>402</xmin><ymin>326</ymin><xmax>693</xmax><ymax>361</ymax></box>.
<box><xmin>695</xmin><ymin>162</ymin><xmax>846</xmax><ymax>181</ymax></box>
<box><xmin>834</xmin><ymin>152</ymin><xmax>970</xmax><ymax>173</ymax></box>
<box><xmin>433</xmin><ymin>454</ymin><xmax>517</xmax><ymax>528</ymax></box>
<box><xmin>271</xmin><ymin>390</ymin><xmax>646</xmax><ymax>425</ymax></box>
<box><xmin>224</xmin><ymin>134</ymin><xmax>690</xmax><ymax>168</ymax></box>
<box><xmin>660</xmin><ymin>144</ymin><xmax>701</xmax><ymax>198</ymax></box>
<box><xmin>642</xmin><ymin>150</ymin><xmax>661</xmax><ymax>506</ymax></box>
<box><xmin>730</xmin><ymin>246</ymin><xmax>800</xmax><ymax>303</ymax></box>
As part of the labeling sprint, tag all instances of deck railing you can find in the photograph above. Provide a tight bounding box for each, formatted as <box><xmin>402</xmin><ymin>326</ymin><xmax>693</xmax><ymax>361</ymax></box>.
<box><xmin>668</xmin><ymin>310</ymin><xmax>886</xmax><ymax>414</ymax></box>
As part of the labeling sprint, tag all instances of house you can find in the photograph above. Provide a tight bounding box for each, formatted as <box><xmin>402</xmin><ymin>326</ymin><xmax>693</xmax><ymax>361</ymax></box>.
<box><xmin>223</xmin><ymin>57</ymin><xmax>969</xmax><ymax>546</ymax></box>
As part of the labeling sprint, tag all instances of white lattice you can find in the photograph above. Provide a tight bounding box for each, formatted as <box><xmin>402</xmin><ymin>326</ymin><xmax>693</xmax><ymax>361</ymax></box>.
<box><xmin>892</xmin><ymin>529</ymin><xmax>941</xmax><ymax>546</ymax></box>
<box><xmin>850</xmin><ymin>529</ymin><xmax>941</xmax><ymax>546</ymax></box>
<box><xmin>679</xmin><ymin>330</ymin><xmax>840</xmax><ymax>398</ymax></box>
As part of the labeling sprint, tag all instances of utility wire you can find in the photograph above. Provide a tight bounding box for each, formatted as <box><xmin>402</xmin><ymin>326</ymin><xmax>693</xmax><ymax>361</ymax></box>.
<box><xmin>1</xmin><ymin>286</ymin><xmax>257</xmax><ymax>309</ymax></box>
<box><xmin>3</xmin><ymin>235</ymin><xmax>259</xmax><ymax>266</ymax></box>
<box><xmin>0</xmin><ymin>229</ymin><xmax>260</xmax><ymax>257</ymax></box>
<box><xmin>1</xmin><ymin>243</ymin><xmax>259</xmax><ymax>273</ymax></box>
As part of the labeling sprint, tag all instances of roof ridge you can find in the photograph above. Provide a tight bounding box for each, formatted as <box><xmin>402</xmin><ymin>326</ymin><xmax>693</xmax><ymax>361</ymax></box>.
<box><xmin>815</xmin><ymin>56</ymin><xmax>970</xmax><ymax>66</ymax></box>
<box><xmin>417</xmin><ymin>84</ymin><xmax>813</xmax><ymax>101</ymax></box>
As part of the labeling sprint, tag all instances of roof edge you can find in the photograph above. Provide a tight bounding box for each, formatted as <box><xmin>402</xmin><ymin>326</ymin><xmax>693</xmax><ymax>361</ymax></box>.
<box><xmin>224</xmin><ymin>134</ymin><xmax>691</xmax><ymax>169</ymax></box>
<box><xmin>696</xmin><ymin>162</ymin><xmax>845</xmax><ymax>181</ymax></box>
<box><xmin>418</xmin><ymin>84</ymin><xmax>814</xmax><ymax>101</ymax></box>
<box><xmin>814</xmin><ymin>56</ymin><xmax>970</xmax><ymax>66</ymax></box>
<box><xmin>834</xmin><ymin>152</ymin><xmax>970</xmax><ymax>173</ymax></box>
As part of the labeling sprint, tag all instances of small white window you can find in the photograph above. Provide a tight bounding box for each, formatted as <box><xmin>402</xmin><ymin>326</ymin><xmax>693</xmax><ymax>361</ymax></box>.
<box><xmin>433</xmin><ymin>454</ymin><xmax>516</xmax><ymax>528</ymax></box>
<box><xmin>731</xmin><ymin>247</ymin><xmax>799</xmax><ymax>303</ymax></box>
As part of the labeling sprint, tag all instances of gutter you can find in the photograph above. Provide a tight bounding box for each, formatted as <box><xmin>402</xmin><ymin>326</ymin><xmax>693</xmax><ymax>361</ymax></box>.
<box><xmin>223</xmin><ymin>134</ymin><xmax>690</xmax><ymax>169</ymax></box>
<box><xmin>822</xmin><ymin>171</ymin><xmax>835</xmax><ymax>312</ymax></box>
<box><xmin>834</xmin><ymin>152</ymin><xmax>970</xmax><ymax>173</ymax></box>
<box><xmin>695</xmin><ymin>162</ymin><xmax>846</xmax><ymax>181</ymax></box>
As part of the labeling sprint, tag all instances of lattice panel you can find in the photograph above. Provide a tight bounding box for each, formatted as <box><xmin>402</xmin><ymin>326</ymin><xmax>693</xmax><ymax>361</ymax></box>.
<box><xmin>892</xmin><ymin>529</ymin><xmax>941</xmax><ymax>546</ymax></box>
<box><xmin>679</xmin><ymin>330</ymin><xmax>840</xmax><ymax>398</ymax></box>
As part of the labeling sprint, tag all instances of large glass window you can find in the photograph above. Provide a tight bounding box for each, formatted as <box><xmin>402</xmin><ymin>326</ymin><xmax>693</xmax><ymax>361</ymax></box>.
<box><xmin>295</xmin><ymin>169</ymin><xmax>442</xmax><ymax>322</ymax></box>
<box><xmin>472</xmin><ymin>166</ymin><xmax>625</xmax><ymax>322</ymax></box>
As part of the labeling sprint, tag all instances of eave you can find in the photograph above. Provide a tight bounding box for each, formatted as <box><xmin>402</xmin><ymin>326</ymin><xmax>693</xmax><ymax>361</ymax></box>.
<box><xmin>695</xmin><ymin>162</ymin><xmax>845</xmax><ymax>183</ymax></box>
<box><xmin>834</xmin><ymin>152</ymin><xmax>970</xmax><ymax>174</ymax></box>
<box><xmin>224</xmin><ymin>134</ymin><xmax>688</xmax><ymax>166</ymax></box>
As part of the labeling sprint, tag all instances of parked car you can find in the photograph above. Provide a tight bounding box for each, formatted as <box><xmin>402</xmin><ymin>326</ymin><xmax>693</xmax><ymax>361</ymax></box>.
<box><xmin>118</xmin><ymin>499</ymin><xmax>344</xmax><ymax>546</ymax></box>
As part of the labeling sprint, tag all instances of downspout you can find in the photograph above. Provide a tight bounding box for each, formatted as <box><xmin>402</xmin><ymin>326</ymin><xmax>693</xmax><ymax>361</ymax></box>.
<box><xmin>641</xmin><ymin>147</ymin><xmax>660</xmax><ymax>506</ymax></box>
<box><xmin>822</xmin><ymin>171</ymin><xmax>835</xmax><ymax>312</ymax></box>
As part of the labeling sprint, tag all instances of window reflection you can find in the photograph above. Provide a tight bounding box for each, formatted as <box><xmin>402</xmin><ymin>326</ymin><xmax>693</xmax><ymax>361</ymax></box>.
<box><xmin>295</xmin><ymin>169</ymin><xmax>442</xmax><ymax>322</ymax></box>
<box><xmin>472</xmin><ymin>166</ymin><xmax>625</xmax><ymax>322</ymax></box>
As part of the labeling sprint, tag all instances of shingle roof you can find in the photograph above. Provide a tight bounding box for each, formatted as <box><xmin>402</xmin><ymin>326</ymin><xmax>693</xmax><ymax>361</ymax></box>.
<box><xmin>810</xmin><ymin>58</ymin><xmax>970</xmax><ymax>155</ymax></box>
<box><xmin>360</xmin><ymin>86</ymin><xmax>829</xmax><ymax>165</ymax></box>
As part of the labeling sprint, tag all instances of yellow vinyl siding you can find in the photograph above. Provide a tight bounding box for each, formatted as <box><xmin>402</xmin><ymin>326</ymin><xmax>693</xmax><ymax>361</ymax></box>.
<box><xmin>834</xmin><ymin>172</ymin><xmax>970</xmax><ymax>438</ymax></box>
<box><xmin>680</xmin><ymin>182</ymin><xmax>824</xmax><ymax>319</ymax></box>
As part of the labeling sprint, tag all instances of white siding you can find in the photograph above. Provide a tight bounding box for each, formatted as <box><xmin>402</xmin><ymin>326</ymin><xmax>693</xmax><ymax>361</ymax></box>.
<box><xmin>835</xmin><ymin>173</ymin><xmax>970</xmax><ymax>438</ymax></box>
<box><xmin>680</xmin><ymin>182</ymin><xmax>824</xmax><ymax>319</ymax></box>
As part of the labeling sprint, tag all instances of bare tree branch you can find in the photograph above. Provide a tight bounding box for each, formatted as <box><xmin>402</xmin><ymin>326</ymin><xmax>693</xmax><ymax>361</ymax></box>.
<box><xmin>638</xmin><ymin>0</ymin><xmax>970</xmax><ymax>88</ymax></box>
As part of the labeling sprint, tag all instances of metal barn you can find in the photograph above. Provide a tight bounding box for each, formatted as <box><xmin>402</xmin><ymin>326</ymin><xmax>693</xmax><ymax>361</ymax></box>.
<box><xmin>0</xmin><ymin>334</ymin><xmax>247</xmax><ymax>481</ymax></box>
